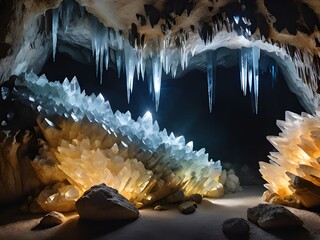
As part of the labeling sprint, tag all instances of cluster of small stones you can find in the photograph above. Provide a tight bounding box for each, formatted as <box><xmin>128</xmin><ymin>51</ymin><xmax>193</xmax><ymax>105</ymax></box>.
<box><xmin>153</xmin><ymin>190</ymin><xmax>203</xmax><ymax>215</ymax></box>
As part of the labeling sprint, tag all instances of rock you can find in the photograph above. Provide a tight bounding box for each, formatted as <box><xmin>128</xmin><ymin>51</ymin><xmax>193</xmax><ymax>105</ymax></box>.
<box><xmin>178</xmin><ymin>202</ymin><xmax>196</xmax><ymax>214</ymax></box>
<box><xmin>39</xmin><ymin>211</ymin><xmax>65</xmax><ymax>228</ymax></box>
<box><xmin>153</xmin><ymin>205</ymin><xmax>169</xmax><ymax>211</ymax></box>
<box><xmin>75</xmin><ymin>184</ymin><xmax>139</xmax><ymax>221</ymax></box>
<box><xmin>222</xmin><ymin>218</ymin><xmax>250</xmax><ymax>239</ymax></box>
<box><xmin>224</xmin><ymin>169</ymin><xmax>242</xmax><ymax>193</ymax></box>
<box><xmin>189</xmin><ymin>194</ymin><xmax>202</xmax><ymax>204</ymax></box>
<box><xmin>165</xmin><ymin>190</ymin><xmax>184</xmax><ymax>203</ymax></box>
<box><xmin>247</xmin><ymin>204</ymin><xmax>303</xmax><ymax>230</ymax></box>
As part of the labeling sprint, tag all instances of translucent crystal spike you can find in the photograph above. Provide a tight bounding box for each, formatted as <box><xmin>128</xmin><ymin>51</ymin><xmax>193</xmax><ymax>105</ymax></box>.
<box><xmin>271</xmin><ymin>64</ymin><xmax>277</xmax><ymax>88</ymax></box>
<box><xmin>240</xmin><ymin>48</ymin><xmax>248</xmax><ymax>96</ymax></box>
<box><xmin>52</xmin><ymin>7</ymin><xmax>59</xmax><ymax>61</ymax></box>
<box><xmin>61</xmin><ymin>0</ymin><xmax>74</xmax><ymax>33</ymax></box>
<box><xmin>152</xmin><ymin>55</ymin><xmax>162</xmax><ymax>111</ymax></box>
<box><xmin>252</xmin><ymin>47</ymin><xmax>260</xmax><ymax>114</ymax></box>
<box><xmin>124</xmin><ymin>43</ymin><xmax>136</xmax><ymax>103</ymax></box>
<box><xmin>206</xmin><ymin>51</ymin><xmax>216</xmax><ymax>113</ymax></box>
<box><xmin>116</xmin><ymin>50</ymin><xmax>122</xmax><ymax>78</ymax></box>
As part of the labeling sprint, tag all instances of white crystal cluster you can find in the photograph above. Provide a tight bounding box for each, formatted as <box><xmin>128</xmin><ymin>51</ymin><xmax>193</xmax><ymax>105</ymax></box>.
<box><xmin>14</xmin><ymin>72</ymin><xmax>223</xmax><ymax>211</ymax></box>
<box><xmin>260</xmin><ymin>110</ymin><xmax>320</xmax><ymax>208</ymax></box>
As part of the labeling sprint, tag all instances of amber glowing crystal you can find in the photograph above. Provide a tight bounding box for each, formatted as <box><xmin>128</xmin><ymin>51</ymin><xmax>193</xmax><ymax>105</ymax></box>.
<box><xmin>260</xmin><ymin>110</ymin><xmax>320</xmax><ymax>208</ymax></box>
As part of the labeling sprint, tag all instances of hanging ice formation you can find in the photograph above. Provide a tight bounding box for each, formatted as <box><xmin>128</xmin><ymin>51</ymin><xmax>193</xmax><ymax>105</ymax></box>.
<box><xmin>49</xmin><ymin>1</ymin><xmax>284</xmax><ymax>114</ymax></box>
<box><xmin>51</xmin><ymin>8</ymin><xmax>59</xmax><ymax>61</ymax></box>
<box><xmin>239</xmin><ymin>47</ymin><xmax>261</xmax><ymax>114</ymax></box>
<box><xmin>51</xmin><ymin>0</ymin><xmax>77</xmax><ymax>61</ymax></box>
<box><xmin>207</xmin><ymin>51</ymin><xmax>217</xmax><ymax>113</ymax></box>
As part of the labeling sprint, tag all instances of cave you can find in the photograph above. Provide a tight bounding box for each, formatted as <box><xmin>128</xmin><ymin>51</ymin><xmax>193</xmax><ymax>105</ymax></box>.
<box><xmin>1</xmin><ymin>0</ymin><xmax>320</xmax><ymax>239</ymax></box>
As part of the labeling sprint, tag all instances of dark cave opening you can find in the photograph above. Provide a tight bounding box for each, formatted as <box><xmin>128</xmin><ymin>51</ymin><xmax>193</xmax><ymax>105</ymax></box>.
<box><xmin>41</xmin><ymin>52</ymin><xmax>305</xmax><ymax>184</ymax></box>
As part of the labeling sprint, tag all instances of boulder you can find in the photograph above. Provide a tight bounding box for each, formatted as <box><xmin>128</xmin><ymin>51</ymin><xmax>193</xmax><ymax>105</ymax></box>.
<box><xmin>247</xmin><ymin>204</ymin><xmax>303</xmax><ymax>230</ymax></box>
<box><xmin>75</xmin><ymin>184</ymin><xmax>139</xmax><ymax>221</ymax></box>
<box><xmin>222</xmin><ymin>218</ymin><xmax>250</xmax><ymax>239</ymax></box>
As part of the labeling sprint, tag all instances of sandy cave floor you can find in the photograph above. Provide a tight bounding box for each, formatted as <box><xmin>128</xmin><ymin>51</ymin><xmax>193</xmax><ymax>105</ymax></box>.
<box><xmin>0</xmin><ymin>186</ymin><xmax>319</xmax><ymax>240</ymax></box>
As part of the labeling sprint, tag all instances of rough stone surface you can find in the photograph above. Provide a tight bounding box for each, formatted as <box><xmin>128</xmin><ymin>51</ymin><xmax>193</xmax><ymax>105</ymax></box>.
<box><xmin>39</xmin><ymin>211</ymin><xmax>65</xmax><ymax>228</ymax></box>
<box><xmin>153</xmin><ymin>205</ymin><xmax>169</xmax><ymax>211</ymax></box>
<box><xmin>222</xmin><ymin>218</ymin><xmax>250</xmax><ymax>239</ymax></box>
<box><xmin>165</xmin><ymin>190</ymin><xmax>184</xmax><ymax>203</ymax></box>
<box><xmin>247</xmin><ymin>204</ymin><xmax>303</xmax><ymax>230</ymax></box>
<box><xmin>189</xmin><ymin>194</ymin><xmax>202</xmax><ymax>204</ymax></box>
<box><xmin>178</xmin><ymin>202</ymin><xmax>196</xmax><ymax>215</ymax></box>
<box><xmin>75</xmin><ymin>184</ymin><xmax>139</xmax><ymax>221</ymax></box>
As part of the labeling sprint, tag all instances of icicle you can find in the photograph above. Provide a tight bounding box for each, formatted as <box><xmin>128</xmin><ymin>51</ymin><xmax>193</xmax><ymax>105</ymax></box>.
<box><xmin>91</xmin><ymin>17</ymin><xmax>110</xmax><ymax>84</ymax></box>
<box><xmin>124</xmin><ymin>43</ymin><xmax>136</xmax><ymax>103</ymax></box>
<box><xmin>52</xmin><ymin>7</ymin><xmax>59</xmax><ymax>61</ymax></box>
<box><xmin>99</xmin><ymin>43</ymin><xmax>104</xmax><ymax>84</ymax></box>
<box><xmin>206</xmin><ymin>51</ymin><xmax>216</xmax><ymax>113</ymax></box>
<box><xmin>271</xmin><ymin>64</ymin><xmax>277</xmax><ymax>88</ymax></box>
<box><xmin>145</xmin><ymin>58</ymin><xmax>154</xmax><ymax>95</ymax></box>
<box><xmin>104</xmin><ymin>43</ymin><xmax>109</xmax><ymax>70</ymax></box>
<box><xmin>252</xmin><ymin>47</ymin><xmax>260</xmax><ymax>114</ymax></box>
<box><xmin>61</xmin><ymin>0</ymin><xmax>74</xmax><ymax>33</ymax></box>
<box><xmin>116</xmin><ymin>50</ymin><xmax>122</xmax><ymax>78</ymax></box>
<box><xmin>152</xmin><ymin>55</ymin><xmax>162</xmax><ymax>111</ymax></box>
<box><xmin>233</xmin><ymin>16</ymin><xmax>240</xmax><ymax>24</ymax></box>
<box><xmin>240</xmin><ymin>48</ymin><xmax>248</xmax><ymax>96</ymax></box>
<box><xmin>247</xmin><ymin>49</ymin><xmax>253</xmax><ymax>93</ymax></box>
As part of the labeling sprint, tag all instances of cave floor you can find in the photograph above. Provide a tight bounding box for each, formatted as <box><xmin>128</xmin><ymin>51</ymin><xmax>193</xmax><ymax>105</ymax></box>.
<box><xmin>0</xmin><ymin>186</ymin><xmax>319</xmax><ymax>240</ymax></box>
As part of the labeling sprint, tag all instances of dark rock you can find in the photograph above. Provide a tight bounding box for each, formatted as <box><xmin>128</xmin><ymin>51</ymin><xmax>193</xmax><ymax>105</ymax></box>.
<box><xmin>75</xmin><ymin>184</ymin><xmax>139</xmax><ymax>221</ymax></box>
<box><xmin>247</xmin><ymin>204</ymin><xmax>303</xmax><ymax>230</ymax></box>
<box><xmin>39</xmin><ymin>211</ymin><xmax>65</xmax><ymax>228</ymax></box>
<box><xmin>166</xmin><ymin>190</ymin><xmax>184</xmax><ymax>203</ymax></box>
<box><xmin>178</xmin><ymin>202</ymin><xmax>196</xmax><ymax>214</ymax></box>
<box><xmin>189</xmin><ymin>194</ymin><xmax>202</xmax><ymax>204</ymax></box>
<box><xmin>222</xmin><ymin>218</ymin><xmax>250</xmax><ymax>240</ymax></box>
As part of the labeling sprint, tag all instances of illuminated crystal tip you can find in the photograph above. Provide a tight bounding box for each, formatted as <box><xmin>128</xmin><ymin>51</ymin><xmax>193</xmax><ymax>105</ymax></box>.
<box><xmin>260</xmin><ymin>109</ymin><xmax>320</xmax><ymax>208</ymax></box>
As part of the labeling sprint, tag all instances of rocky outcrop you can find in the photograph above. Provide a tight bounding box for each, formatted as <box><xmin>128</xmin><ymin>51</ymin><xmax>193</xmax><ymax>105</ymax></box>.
<box><xmin>247</xmin><ymin>204</ymin><xmax>303</xmax><ymax>230</ymax></box>
<box><xmin>75</xmin><ymin>184</ymin><xmax>139</xmax><ymax>221</ymax></box>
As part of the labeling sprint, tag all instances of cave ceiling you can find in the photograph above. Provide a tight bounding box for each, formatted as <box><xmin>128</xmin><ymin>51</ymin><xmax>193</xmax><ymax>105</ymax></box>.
<box><xmin>1</xmin><ymin>0</ymin><xmax>320</xmax><ymax>112</ymax></box>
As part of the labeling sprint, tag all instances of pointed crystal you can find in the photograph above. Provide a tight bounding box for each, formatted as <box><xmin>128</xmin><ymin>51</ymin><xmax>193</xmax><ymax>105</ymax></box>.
<box><xmin>52</xmin><ymin>7</ymin><xmax>59</xmax><ymax>61</ymax></box>
<box><xmin>206</xmin><ymin>51</ymin><xmax>216</xmax><ymax>113</ymax></box>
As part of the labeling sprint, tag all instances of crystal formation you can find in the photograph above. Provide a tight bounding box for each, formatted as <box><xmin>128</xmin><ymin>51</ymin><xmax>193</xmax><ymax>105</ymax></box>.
<box><xmin>260</xmin><ymin>110</ymin><xmax>320</xmax><ymax>208</ymax></box>
<box><xmin>11</xmin><ymin>73</ymin><xmax>224</xmax><ymax>211</ymax></box>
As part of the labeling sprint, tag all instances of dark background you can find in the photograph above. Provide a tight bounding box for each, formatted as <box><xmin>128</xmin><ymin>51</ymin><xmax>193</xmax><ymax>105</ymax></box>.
<box><xmin>41</xmin><ymin>52</ymin><xmax>305</xmax><ymax>184</ymax></box>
